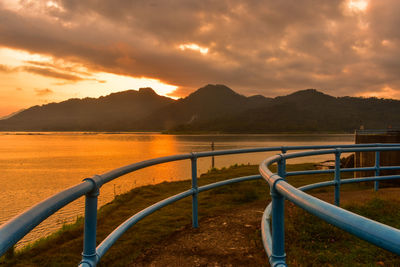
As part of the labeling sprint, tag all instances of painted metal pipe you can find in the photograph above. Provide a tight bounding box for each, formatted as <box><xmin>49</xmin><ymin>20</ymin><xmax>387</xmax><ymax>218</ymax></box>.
<box><xmin>334</xmin><ymin>150</ymin><xmax>341</xmax><ymax>206</ymax></box>
<box><xmin>2</xmin><ymin>143</ymin><xmax>400</xmax><ymax>264</ymax></box>
<box><xmin>80</xmin><ymin>178</ymin><xmax>100</xmax><ymax>267</ymax></box>
<box><xmin>275</xmin><ymin>181</ymin><xmax>400</xmax><ymax>254</ymax></box>
<box><xmin>197</xmin><ymin>175</ymin><xmax>261</xmax><ymax>193</ymax></box>
<box><xmin>191</xmin><ymin>155</ymin><xmax>199</xmax><ymax>228</ymax></box>
<box><xmin>0</xmin><ymin>181</ymin><xmax>93</xmax><ymax>256</ymax></box>
<box><xmin>269</xmin><ymin>157</ymin><xmax>286</xmax><ymax>266</ymax></box>
<box><xmin>259</xmin><ymin>146</ymin><xmax>400</xmax><ymax>266</ymax></box>
<box><xmin>374</xmin><ymin>151</ymin><xmax>380</xmax><ymax>191</ymax></box>
<box><xmin>261</xmin><ymin>203</ymin><xmax>272</xmax><ymax>258</ymax></box>
<box><xmin>96</xmin><ymin>189</ymin><xmax>194</xmax><ymax>259</ymax></box>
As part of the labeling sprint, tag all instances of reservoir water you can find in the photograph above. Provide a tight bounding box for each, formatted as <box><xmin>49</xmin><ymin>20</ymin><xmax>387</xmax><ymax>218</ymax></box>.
<box><xmin>0</xmin><ymin>132</ymin><xmax>353</xmax><ymax>248</ymax></box>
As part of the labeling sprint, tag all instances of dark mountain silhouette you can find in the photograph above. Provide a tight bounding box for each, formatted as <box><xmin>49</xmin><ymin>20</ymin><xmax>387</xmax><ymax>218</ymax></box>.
<box><xmin>0</xmin><ymin>108</ymin><xmax>25</xmax><ymax>120</ymax></box>
<box><xmin>0</xmin><ymin>84</ymin><xmax>399</xmax><ymax>132</ymax></box>
<box><xmin>0</xmin><ymin>88</ymin><xmax>173</xmax><ymax>131</ymax></box>
<box><xmin>170</xmin><ymin>88</ymin><xmax>400</xmax><ymax>133</ymax></box>
<box><xmin>138</xmin><ymin>84</ymin><xmax>272</xmax><ymax>130</ymax></box>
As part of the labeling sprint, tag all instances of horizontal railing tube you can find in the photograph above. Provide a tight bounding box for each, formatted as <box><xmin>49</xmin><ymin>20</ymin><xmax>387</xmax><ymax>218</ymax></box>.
<box><xmin>259</xmin><ymin>146</ymin><xmax>400</xmax><ymax>266</ymax></box>
<box><xmin>198</xmin><ymin>175</ymin><xmax>261</xmax><ymax>192</ymax></box>
<box><xmin>0</xmin><ymin>181</ymin><xmax>94</xmax><ymax>256</ymax></box>
<box><xmin>275</xmin><ymin>180</ymin><xmax>400</xmax><ymax>254</ymax></box>
<box><xmin>96</xmin><ymin>174</ymin><xmax>261</xmax><ymax>260</ymax></box>
<box><xmin>1</xmin><ymin>143</ymin><xmax>400</xmax><ymax>264</ymax></box>
<box><xmin>96</xmin><ymin>189</ymin><xmax>194</xmax><ymax>259</ymax></box>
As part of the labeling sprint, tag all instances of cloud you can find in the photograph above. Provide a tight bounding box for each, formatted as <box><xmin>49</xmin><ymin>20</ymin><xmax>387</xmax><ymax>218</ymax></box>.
<box><xmin>0</xmin><ymin>62</ymin><xmax>87</xmax><ymax>82</ymax></box>
<box><xmin>22</xmin><ymin>66</ymin><xmax>84</xmax><ymax>81</ymax></box>
<box><xmin>34</xmin><ymin>88</ymin><xmax>53</xmax><ymax>96</ymax></box>
<box><xmin>0</xmin><ymin>0</ymin><xmax>399</xmax><ymax>98</ymax></box>
<box><xmin>0</xmin><ymin>64</ymin><xmax>17</xmax><ymax>73</ymax></box>
<box><xmin>24</xmin><ymin>60</ymin><xmax>92</xmax><ymax>76</ymax></box>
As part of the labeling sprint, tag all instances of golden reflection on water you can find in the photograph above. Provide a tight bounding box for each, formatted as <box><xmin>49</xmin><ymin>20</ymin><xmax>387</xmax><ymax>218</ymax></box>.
<box><xmin>0</xmin><ymin>132</ymin><xmax>353</xmax><ymax>248</ymax></box>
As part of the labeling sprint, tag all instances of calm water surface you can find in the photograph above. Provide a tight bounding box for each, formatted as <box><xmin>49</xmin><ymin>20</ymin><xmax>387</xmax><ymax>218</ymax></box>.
<box><xmin>0</xmin><ymin>132</ymin><xmax>353</xmax><ymax>248</ymax></box>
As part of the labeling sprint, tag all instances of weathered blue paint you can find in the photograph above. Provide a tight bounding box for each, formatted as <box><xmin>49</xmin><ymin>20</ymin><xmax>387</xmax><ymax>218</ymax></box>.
<box><xmin>269</xmin><ymin>157</ymin><xmax>287</xmax><ymax>266</ymax></box>
<box><xmin>260</xmin><ymin>146</ymin><xmax>400</xmax><ymax>266</ymax></box>
<box><xmin>80</xmin><ymin>177</ymin><xmax>101</xmax><ymax>267</ymax></box>
<box><xmin>191</xmin><ymin>155</ymin><xmax>199</xmax><ymax>228</ymax></box>
<box><xmin>334</xmin><ymin>150</ymin><xmax>341</xmax><ymax>206</ymax></box>
<box><xmin>1</xmin><ymin>143</ymin><xmax>400</xmax><ymax>266</ymax></box>
<box><xmin>0</xmin><ymin>182</ymin><xmax>93</xmax><ymax>256</ymax></box>
<box><xmin>375</xmin><ymin>151</ymin><xmax>380</xmax><ymax>191</ymax></box>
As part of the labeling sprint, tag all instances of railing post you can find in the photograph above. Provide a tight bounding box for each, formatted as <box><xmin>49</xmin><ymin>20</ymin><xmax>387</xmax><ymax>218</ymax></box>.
<box><xmin>334</xmin><ymin>150</ymin><xmax>341</xmax><ymax>207</ymax></box>
<box><xmin>374</xmin><ymin>151</ymin><xmax>380</xmax><ymax>191</ymax></box>
<box><xmin>80</xmin><ymin>177</ymin><xmax>100</xmax><ymax>267</ymax></box>
<box><xmin>191</xmin><ymin>154</ymin><xmax>199</xmax><ymax>228</ymax></box>
<box><xmin>270</xmin><ymin>156</ymin><xmax>286</xmax><ymax>266</ymax></box>
<box><xmin>280</xmin><ymin>147</ymin><xmax>287</xmax><ymax>174</ymax></box>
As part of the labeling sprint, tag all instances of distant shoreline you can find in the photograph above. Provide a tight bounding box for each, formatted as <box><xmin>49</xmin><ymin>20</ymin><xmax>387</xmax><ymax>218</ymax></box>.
<box><xmin>0</xmin><ymin>130</ymin><xmax>355</xmax><ymax>135</ymax></box>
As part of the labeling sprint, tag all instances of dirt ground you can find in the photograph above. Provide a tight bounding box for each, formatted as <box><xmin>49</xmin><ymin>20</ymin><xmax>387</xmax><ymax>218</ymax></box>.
<box><xmin>131</xmin><ymin>188</ymin><xmax>400</xmax><ymax>267</ymax></box>
<box><xmin>131</xmin><ymin>200</ymin><xmax>269</xmax><ymax>267</ymax></box>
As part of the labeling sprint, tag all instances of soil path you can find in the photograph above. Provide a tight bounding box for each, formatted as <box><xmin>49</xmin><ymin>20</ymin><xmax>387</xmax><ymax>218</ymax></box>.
<box><xmin>132</xmin><ymin>200</ymin><xmax>269</xmax><ymax>267</ymax></box>
<box><xmin>131</xmin><ymin>188</ymin><xmax>400</xmax><ymax>267</ymax></box>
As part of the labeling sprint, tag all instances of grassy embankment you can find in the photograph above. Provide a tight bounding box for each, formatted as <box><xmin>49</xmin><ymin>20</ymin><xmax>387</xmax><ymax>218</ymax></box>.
<box><xmin>1</xmin><ymin>163</ymin><xmax>400</xmax><ymax>266</ymax></box>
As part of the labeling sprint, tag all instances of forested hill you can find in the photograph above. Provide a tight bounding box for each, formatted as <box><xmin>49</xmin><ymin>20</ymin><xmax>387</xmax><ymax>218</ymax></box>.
<box><xmin>1</xmin><ymin>84</ymin><xmax>399</xmax><ymax>133</ymax></box>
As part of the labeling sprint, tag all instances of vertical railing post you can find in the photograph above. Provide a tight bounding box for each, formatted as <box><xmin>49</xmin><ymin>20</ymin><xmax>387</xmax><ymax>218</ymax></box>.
<box><xmin>80</xmin><ymin>177</ymin><xmax>100</xmax><ymax>267</ymax></box>
<box><xmin>191</xmin><ymin>154</ymin><xmax>199</xmax><ymax>228</ymax></box>
<box><xmin>334</xmin><ymin>150</ymin><xmax>341</xmax><ymax>207</ymax></box>
<box><xmin>280</xmin><ymin>147</ymin><xmax>287</xmax><ymax>173</ymax></box>
<box><xmin>211</xmin><ymin>142</ymin><xmax>215</xmax><ymax>169</ymax></box>
<box><xmin>270</xmin><ymin>155</ymin><xmax>286</xmax><ymax>266</ymax></box>
<box><xmin>374</xmin><ymin>151</ymin><xmax>380</xmax><ymax>191</ymax></box>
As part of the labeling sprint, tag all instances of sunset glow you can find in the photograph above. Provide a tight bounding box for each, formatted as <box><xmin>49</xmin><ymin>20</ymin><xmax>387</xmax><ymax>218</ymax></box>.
<box><xmin>179</xmin><ymin>43</ymin><xmax>209</xmax><ymax>55</ymax></box>
<box><xmin>0</xmin><ymin>48</ymin><xmax>178</xmax><ymax>117</ymax></box>
<box><xmin>0</xmin><ymin>0</ymin><xmax>399</xmax><ymax>117</ymax></box>
<box><xmin>347</xmin><ymin>0</ymin><xmax>369</xmax><ymax>12</ymax></box>
<box><xmin>360</xmin><ymin>86</ymin><xmax>400</xmax><ymax>100</ymax></box>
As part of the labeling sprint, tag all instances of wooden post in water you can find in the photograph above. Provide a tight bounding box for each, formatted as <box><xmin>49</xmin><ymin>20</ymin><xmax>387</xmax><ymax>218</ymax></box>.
<box><xmin>211</xmin><ymin>142</ymin><xmax>215</xmax><ymax>169</ymax></box>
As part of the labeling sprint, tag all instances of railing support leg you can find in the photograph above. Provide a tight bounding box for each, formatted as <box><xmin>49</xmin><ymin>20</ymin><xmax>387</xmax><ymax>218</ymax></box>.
<box><xmin>334</xmin><ymin>151</ymin><xmax>341</xmax><ymax>207</ymax></box>
<box><xmin>374</xmin><ymin>151</ymin><xmax>380</xmax><ymax>191</ymax></box>
<box><xmin>270</xmin><ymin>157</ymin><xmax>286</xmax><ymax>266</ymax></box>
<box><xmin>191</xmin><ymin>155</ymin><xmax>199</xmax><ymax>228</ymax></box>
<box><xmin>80</xmin><ymin>179</ymin><xmax>100</xmax><ymax>267</ymax></box>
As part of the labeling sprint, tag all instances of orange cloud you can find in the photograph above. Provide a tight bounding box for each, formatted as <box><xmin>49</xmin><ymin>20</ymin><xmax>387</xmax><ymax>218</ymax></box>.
<box><xmin>34</xmin><ymin>88</ymin><xmax>53</xmax><ymax>96</ymax></box>
<box><xmin>23</xmin><ymin>66</ymin><xmax>84</xmax><ymax>81</ymax></box>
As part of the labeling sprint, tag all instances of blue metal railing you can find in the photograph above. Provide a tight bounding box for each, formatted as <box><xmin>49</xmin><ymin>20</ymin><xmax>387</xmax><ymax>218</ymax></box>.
<box><xmin>260</xmin><ymin>146</ymin><xmax>400</xmax><ymax>267</ymax></box>
<box><xmin>0</xmin><ymin>143</ymin><xmax>400</xmax><ymax>266</ymax></box>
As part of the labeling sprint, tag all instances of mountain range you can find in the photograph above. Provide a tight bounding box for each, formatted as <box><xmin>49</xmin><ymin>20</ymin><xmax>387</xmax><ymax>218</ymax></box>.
<box><xmin>1</xmin><ymin>84</ymin><xmax>399</xmax><ymax>133</ymax></box>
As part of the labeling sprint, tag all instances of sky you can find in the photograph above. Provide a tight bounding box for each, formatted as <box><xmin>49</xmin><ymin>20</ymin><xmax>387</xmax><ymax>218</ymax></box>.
<box><xmin>0</xmin><ymin>0</ymin><xmax>400</xmax><ymax>117</ymax></box>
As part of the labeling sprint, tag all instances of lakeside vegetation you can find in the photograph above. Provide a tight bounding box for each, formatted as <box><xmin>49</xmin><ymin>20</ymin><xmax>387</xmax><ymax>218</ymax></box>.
<box><xmin>1</xmin><ymin>163</ymin><xmax>400</xmax><ymax>266</ymax></box>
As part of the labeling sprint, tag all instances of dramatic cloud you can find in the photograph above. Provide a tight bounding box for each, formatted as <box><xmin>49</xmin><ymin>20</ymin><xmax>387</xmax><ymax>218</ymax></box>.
<box><xmin>0</xmin><ymin>0</ymin><xmax>399</xmax><ymax>98</ymax></box>
<box><xmin>0</xmin><ymin>62</ymin><xmax>87</xmax><ymax>82</ymax></box>
<box><xmin>23</xmin><ymin>66</ymin><xmax>84</xmax><ymax>81</ymax></box>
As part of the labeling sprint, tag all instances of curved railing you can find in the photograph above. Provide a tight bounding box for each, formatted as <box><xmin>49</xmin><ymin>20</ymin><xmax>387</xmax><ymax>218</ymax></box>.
<box><xmin>260</xmin><ymin>146</ymin><xmax>400</xmax><ymax>267</ymax></box>
<box><xmin>0</xmin><ymin>143</ymin><xmax>400</xmax><ymax>266</ymax></box>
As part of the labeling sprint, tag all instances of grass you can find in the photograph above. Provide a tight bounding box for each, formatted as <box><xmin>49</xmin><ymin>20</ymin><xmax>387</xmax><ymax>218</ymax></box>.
<box><xmin>1</xmin><ymin>163</ymin><xmax>400</xmax><ymax>266</ymax></box>
<box><xmin>285</xmin><ymin>197</ymin><xmax>400</xmax><ymax>266</ymax></box>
